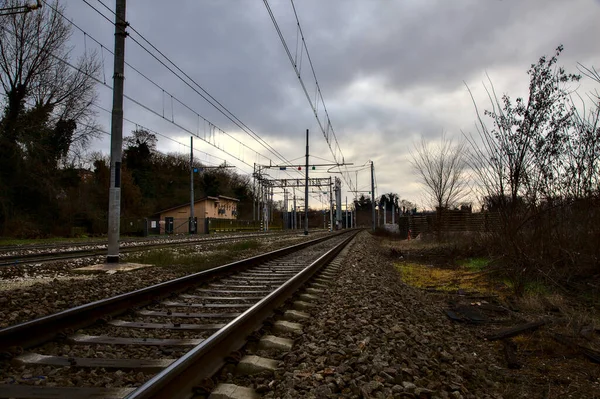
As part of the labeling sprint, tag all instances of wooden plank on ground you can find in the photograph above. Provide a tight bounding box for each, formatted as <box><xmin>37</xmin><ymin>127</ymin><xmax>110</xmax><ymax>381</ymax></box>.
<box><xmin>552</xmin><ymin>334</ymin><xmax>600</xmax><ymax>364</ymax></box>
<box><xmin>487</xmin><ymin>320</ymin><xmax>547</xmax><ymax>341</ymax></box>
<box><xmin>69</xmin><ymin>334</ymin><xmax>203</xmax><ymax>346</ymax></box>
<box><xmin>0</xmin><ymin>385</ymin><xmax>135</xmax><ymax>399</ymax></box>
<box><xmin>444</xmin><ymin>309</ymin><xmax>464</xmax><ymax>322</ymax></box>
<box><xmin>109</xmin><ymin>319</ymin><xmax>226</xmax><ymax>330</ymax></box>
<box><xmin>14</xmin><ymin>353</ymin><xmax>173</xmax><ymax>371</ymax></box>
<box><xmin>454</xmin><ymin>305</ymin><xmax>488</xmax><ymax>323</ymax></box>
<box><xmin>502</xmin><ymin>339</ymin><xmax>522</xmax><ymax>369</ymax></box>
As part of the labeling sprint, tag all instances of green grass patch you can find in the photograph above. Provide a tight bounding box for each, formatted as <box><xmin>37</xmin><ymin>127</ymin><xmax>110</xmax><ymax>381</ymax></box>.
<box><xmin>458</xmin><ymin>257</ymin><xmax>491</xmax><ymax>272</ymax></box>
<box><xmin>227</xmin><ymin>240</ymin><xmax>261</xmax><ymax>252</ymax></box>
<box><xmin>0</xmin><ymin>236</ymin><xmax>106</xmax><ymax>246</ymax></box>
<box><xmin>125</xmin><ymin>239</ymin><xmax>264</xmax><ymax>274</ymax></box>
<box><xmin>524</xmin><ymin>280</ymin><xmax>550</xmax><ymax>295</ymax></box>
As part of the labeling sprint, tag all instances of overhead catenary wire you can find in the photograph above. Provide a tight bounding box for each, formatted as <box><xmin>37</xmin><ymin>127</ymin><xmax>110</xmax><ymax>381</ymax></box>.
<box><xmin>82</xmin><ymin>0</ymin><xmax>329</xmax><ymax>204</ymax></box>
<box><xmin>263</xmin><ymin>0</ymin><xmax>357</xmax><ymax>194</ymax></box>
<box><xmin>88</xmin><ymin>0</ymin><xmax>299</xmax><ymax>173</ymax></box>
<box><xmin>41</xmin><ymin>0</ymin><xmax>265</xmax><ymax>168</ymax></box>
<box><xmin>0</xmin><ymin>87</ymin><xmax>228</xmax><ymax>170</ymax></box>
<box><xmin>84</xmin><ymin>0</ymin><xmax>324</xmax><ymax>200</ymax></box>
<box><xmin>3</xmin><ymin>2</ymin><xmax>327</xmax><ymax>205</ymax></box>
<box><xmin>0</xmin><ymin>21</ymin><xmax>249</xmax><ymax>172</ymax></box>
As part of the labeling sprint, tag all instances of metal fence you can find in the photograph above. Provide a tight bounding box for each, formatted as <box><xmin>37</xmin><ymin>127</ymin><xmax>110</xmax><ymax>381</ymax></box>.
<box><xmin>69</xmin><ymin>216</ymin><xmax>287</xmax><ymax>237</ymax></box>
<box><xmin>397</xmin><ymin>211</ymin><xmax>501</xmax><ymax>238</ymax></box>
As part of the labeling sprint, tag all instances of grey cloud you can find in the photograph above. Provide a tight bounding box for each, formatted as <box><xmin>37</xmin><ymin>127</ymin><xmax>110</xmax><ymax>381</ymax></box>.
<box><xmin>64</xmin><ymin>0</ymin><xmax>600</xmax><ymax>204</ymax></box>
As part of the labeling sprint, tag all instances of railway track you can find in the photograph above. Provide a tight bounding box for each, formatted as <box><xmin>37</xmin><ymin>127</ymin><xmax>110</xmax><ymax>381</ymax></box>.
<box><xmin>0</xmin><ymin>230</ymin><xmax>358</xmax><ymax>398</ymax></box>
<box><xmin>0</xmin><ymin>231</ymin><xmax>300</xmax><ymax>267</ymax></box>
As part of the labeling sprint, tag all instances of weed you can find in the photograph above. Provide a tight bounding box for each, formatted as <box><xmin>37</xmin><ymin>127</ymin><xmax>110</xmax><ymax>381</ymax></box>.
<box><xmin>459</xmin><ymin>257</ymin><xmax>490</xmax><ymax>271</ymax></box>
<box><xmin>395</xmin><ymin>262</ymin><xmax>494</xmax><ymax>294</ymax></box>
<box><xmin>124</xmin><ymin>239</ymin><xmax>264</xmax><ymax>274</ymax></box>
<box><xmin>524</xmin><ymin>281</ymin><xmax>550</xmax><ymax>295</ymax></box>
<box><xmin>0</xmin><ymin>236</ymin><xmax>106</xmax><ymax>246</ymax></box>
<box><xmin>227</xmin><ymin>240</ymin><xmax>260</xmax><ymax>252</ymax></box>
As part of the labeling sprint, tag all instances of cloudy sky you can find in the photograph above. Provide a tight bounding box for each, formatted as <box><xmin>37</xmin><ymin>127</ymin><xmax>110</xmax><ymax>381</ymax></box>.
<box><xmin>63</xmin><ymin>0</ymin><xmax>600</xmax><ymax>210</ymax></box>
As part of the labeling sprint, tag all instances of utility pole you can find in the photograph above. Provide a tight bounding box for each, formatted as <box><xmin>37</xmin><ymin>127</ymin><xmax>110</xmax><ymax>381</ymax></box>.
<box><xmin>293</xmin><ymin>193</ymin><xmax>296</xmax><ymax>230</ymax></box>
<box><xmin>371</xmin><ymin>161</ymin><xmax>376</xmax><ymax>232</ymax></box>
<box><xmin>345</xmin><ymin>196</ymin><xmax>348</xmax><ymax>229</ymax></box>
<box><xmin>252</xmin><ymin>164</ymin><xmax>256</xmax><ymax>221</ymax></box>
<box><xmin>189</xmin><ymin>136</ymin><xmax>195</xmax><ymax>234</ymax></box>
<box><xmin>304</xmin><ymin>129</ymin><xmax>309</xmax><ymax>235</ymax></box>
<box><xmin>106</xmin><ymin>0</ymin><xmax>127</xmax><ymax>263</ymax></box>
<box><xmin>335</xmin><ymin>178</ymin><xmax>342</xmax><ymax>230</ymax></box>
<box><xmin>329</xmin><ymin>177</ymin><xmax>333</xmax><ymax>232</ymax></box>
<box><xmin>270</xmin><ymin>186</ymin><xmax>273</xmax><ymax>223</ymax></box>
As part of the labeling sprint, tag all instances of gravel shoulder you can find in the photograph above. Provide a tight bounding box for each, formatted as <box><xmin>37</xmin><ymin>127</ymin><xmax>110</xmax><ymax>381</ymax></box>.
<box><xmin>241</xmin><ymin>231</ymin><xmax>600</xmax><ymax>398</ymax></box>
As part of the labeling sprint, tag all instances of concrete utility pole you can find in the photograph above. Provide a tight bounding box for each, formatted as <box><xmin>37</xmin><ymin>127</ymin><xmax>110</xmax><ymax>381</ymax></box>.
<box><xmin>345</xmin><ymin>197</ymin><xmax>348</xmax><ymax>229</ymax></box>
<box><xmin>106</xmin><ymin>0</ymin><xmax>127</xmax><ymax>263</ymax></box>
<box><xmin>189</xmin><ymin>136</ymin><xmax>195</xmax><ymax>234</ymax></box>
<box><xmin>335</xmin><ymin>178</ymin><xmax>342</xmax><ymax>230</ymax></box>
<box><xmin>270</xmin><ymin>186</ymin><xmax>274</xmax><ymax>223</ymax></box>
<box><xmin>304</xmin><ymin>129</ymin><xmax>309</xmax><ymax>235</ymax></box>
<box><xmin>371</xmin><ymin>161</ymin><xmax>376</xmax><ymax>232</ymax></box>
<box><xmin>329</xmin><ymin>178</ymin><xmax>333</xmax><ymax>232</ymax></box>
<box><xmin>383</xmin><ymin>202</ymin><xmax>387</xmax><ymax>225</ymax></box>
<box><xmin>293</xmin><ymin>193</ymin><xmax>296</xmax><ymax>230</ymax></box>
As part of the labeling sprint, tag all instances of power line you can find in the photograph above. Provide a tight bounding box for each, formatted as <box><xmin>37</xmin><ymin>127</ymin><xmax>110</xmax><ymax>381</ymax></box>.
<box><xmin>263</xmin><ymin>0</ymin><xmax>356</xmax><ymax>194</ymax></box>
<box><xmin>92</xmin><ymin>104</ymin><xmax>227</xmax><ymax>168</ymax></box>
<box><xmin>83</xmin><ymin>0</ymin><xmax>325</xmax><ymax>193</ymax></box>
<box><xmin>84</xmin><ymin>0</ymin><xmax>342</xmax><ymax>206</ymax></box>
<box><xmin>83</xmin><ymin>0</ymin><xmax>328</xmax><ymax>203</ymax></box>
<box><xmin>41</xmin><ymin>0</ymin><xmax>264</xmax><ymax>166</ymax></box>
<box><xmin>0</xmin><ymin>21</ymin><xmax>251</xmax><ymax>172</ymax></box>
<box><xmin>87</xmin><ymin>0</ymin><xmax>297</xmax><ymax>171</ymax></box>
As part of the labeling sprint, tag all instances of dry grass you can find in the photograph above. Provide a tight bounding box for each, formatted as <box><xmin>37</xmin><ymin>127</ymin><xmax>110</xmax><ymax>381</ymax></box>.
<box><xmin>396</xmin><ymin>262</ymin><xmax>495</xmax><ymax>295</ymax></box>
<box><xmin>383</xmin><ymin>235</ymin><xmax>600</xmax><ymax>398</ymax></box>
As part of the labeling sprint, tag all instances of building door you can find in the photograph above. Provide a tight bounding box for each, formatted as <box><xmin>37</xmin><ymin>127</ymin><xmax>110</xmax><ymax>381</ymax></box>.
<box><xmin>165</xmin><ymin>217</ymin><xmax>174</xmax><ymax>234</ymax></box>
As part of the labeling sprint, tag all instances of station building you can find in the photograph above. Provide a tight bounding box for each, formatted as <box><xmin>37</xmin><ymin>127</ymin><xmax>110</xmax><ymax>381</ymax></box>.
<box><xmin>153</xmin><ymin>195</ymin><xmax>239</xmax><ymax>234</ymax></box>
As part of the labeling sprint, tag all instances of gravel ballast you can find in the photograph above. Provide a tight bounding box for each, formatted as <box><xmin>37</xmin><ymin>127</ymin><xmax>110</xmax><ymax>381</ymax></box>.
<box><xmin>0</xmin><ymin>232</ymin><xmax>329</xmax><ymax>328</ymax></box>
<box><xmin>222</xmin><ymin>231</ymin><xmax>590</xmax><ymax>398</ymax></box>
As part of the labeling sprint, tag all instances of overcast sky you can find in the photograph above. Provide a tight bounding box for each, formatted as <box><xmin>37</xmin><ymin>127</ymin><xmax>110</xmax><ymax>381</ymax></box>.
<box><xmin>64</xmin><ymin>0</ymin><xmax>600</xmax><ymax>210</ymax></box>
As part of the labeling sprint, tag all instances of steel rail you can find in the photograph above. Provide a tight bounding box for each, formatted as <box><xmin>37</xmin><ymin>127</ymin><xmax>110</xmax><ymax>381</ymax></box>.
<box><xmin>0</xmin><ymin>231</ymin><xmax>306</xmax><ymax>267</ymax></box>
<box><xmin>126</xmin><ymin>230</ymin><xmax>358</xmax><ymax>399</ymax></box>
<box><xmin>0</xmin><ymin>231</ymin><xmax>300</xmax><ymax>254</ymax></box>
<box><xmin>0</xmin><ymin>231</ymin><xmax>347</xmax><ymax>351</ymax></box>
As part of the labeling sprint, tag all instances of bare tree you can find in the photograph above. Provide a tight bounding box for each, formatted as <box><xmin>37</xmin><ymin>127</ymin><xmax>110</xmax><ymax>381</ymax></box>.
<box><xmin>0</xmin><ymin>0</ymin><xmax>100</xmax><ymax>233</ymax></box>
<box><xmin>463</xmin><ymin>46</ymin><xmax>600</xmax><ymax>294</ymax></box>
<box><xmin>465</xmin><ymin>46</ymin><xmax>580</xmax><ymax>209</ymax></box>
<box><xmin>410</xmin><ymin>133</ymin><xmax>468</xmax><ymax>211</ymax></box>
<box><xmin>0</xmin><ymin>0</ymin><xmax>100</xmax><ymax>154</ymax></box>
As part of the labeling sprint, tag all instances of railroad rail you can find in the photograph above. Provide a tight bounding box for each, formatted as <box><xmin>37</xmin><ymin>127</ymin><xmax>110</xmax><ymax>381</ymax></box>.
<box><xmin>0</xmin><ymin>230</ymin><xmax>358</xmax><ymax>398</ymax></box>
<box><xmin>0</xmin><ymin>231</ymin><xmax>304</xmax><ymax>267</ymax></box>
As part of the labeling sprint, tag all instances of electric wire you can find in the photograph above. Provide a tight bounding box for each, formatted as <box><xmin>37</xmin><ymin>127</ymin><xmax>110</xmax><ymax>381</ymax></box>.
<box><xmin>40</xmin><ymin>0</ymin><xmax>262</xmax><ymax>168</ymax></box>
<box><xmin>86</xmin><ymin>0</ymin><xmax>324</xmax><ymax>202</ymax></box>
<box><xmin>0</xmin><ymin>22</ymin><xmax>248</xmax><ymax>172</ymax></box>
<box><xmin>82</xmin><ymin>0</ymin><xmax>326</xmax><ymax>203</ymax></box>
<box><xmin>89</xmin><ymin>0</ymin><xmax>297</xmax><ymax>172</ymax></box>
<box><xmin>263</xmin><ymin>0</ymin><xmax>357</xmax><ymax>193</ymax></box>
